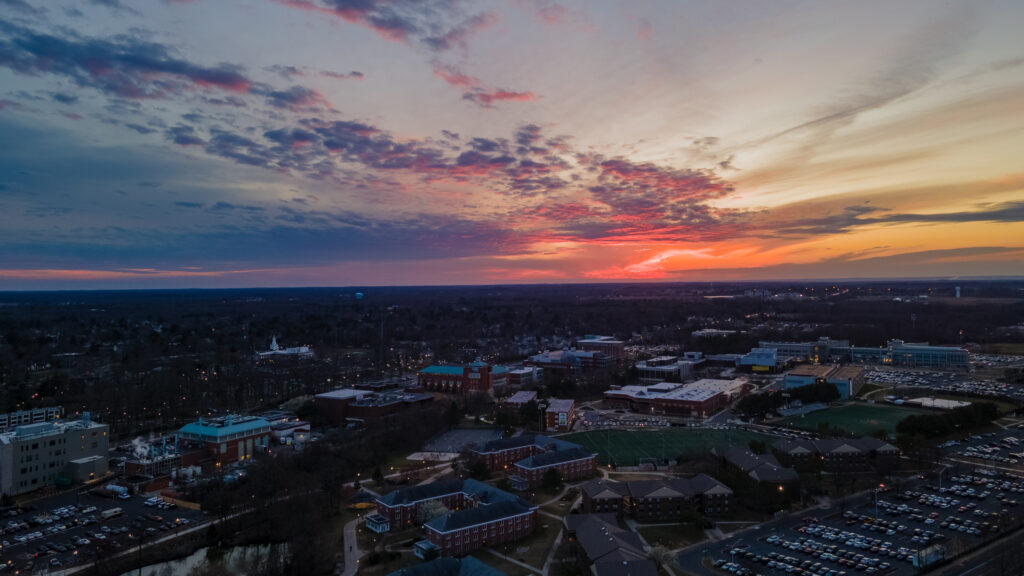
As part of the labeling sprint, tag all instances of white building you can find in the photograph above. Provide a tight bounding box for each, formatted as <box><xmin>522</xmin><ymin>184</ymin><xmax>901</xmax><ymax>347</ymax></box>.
<box><xmin>0</xmin><ymin>413</ymin><xmax>109</xmax><ymax>496</ymax></box>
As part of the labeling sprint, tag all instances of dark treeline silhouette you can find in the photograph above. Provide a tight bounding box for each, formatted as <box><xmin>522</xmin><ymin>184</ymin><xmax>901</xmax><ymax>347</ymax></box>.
<box><xmin>0</xmin><ymin>281</ymin><xmax>1021</xmax><ymax>437</ymax></box>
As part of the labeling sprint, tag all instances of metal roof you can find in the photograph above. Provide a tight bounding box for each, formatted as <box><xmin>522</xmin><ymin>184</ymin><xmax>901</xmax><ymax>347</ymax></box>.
<box><xmin>420</xmin><ymin>365</ymin><xmax>465</xmax><ymax>375</ymax></box>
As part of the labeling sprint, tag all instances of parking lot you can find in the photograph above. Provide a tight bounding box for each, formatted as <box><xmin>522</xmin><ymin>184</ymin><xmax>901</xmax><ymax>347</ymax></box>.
<box><xmin>677</xmin><ymin>470</ymin><xmax>1024</xmax><ymax>576</ymax></box>
<box><xmin>0</xmin><ymin>489</ymin><xmax>206</xmax><ymax>573</ymax></box>
<box><xmin>941</xmin><ymin>427</ymin><xmax>1024</xmax><ymax>471</ymax></box>
<box><xmin>864</xmin><ymin>368</ymin><xmax>1024</xmax><ymax>404</ymax></box>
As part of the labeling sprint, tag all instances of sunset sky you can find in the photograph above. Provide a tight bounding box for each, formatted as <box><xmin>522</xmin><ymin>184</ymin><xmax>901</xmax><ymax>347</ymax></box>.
<box><xmin>1</xmin><ymin>0</ymin><xmax>1022</xmax><ymax>289</ymax></box>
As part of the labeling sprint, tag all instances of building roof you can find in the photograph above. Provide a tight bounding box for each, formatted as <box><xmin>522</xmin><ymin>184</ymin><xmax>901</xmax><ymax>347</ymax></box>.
<box><xmin>787</xmin><ymin>364</ymin><xmax>837</xmax><ymax>378</ymax></box>
<box><xmin>581</xmin><ymin>479</ymin><xmax>630</xmax><ymax>500</ymax></box>
<box><xmin>773</xmin><ymin>437</ymin><xmax>900</xmax><ymax>456</ymax></box>
<box><xmin>420</xmin><ymin>365</ymin><xmax>466</xmax><ymax>375</ymax></box>
<box><xmin>718</xmin><ymin>446</ymin><xmax>797</xmax><ymax>483</ymax></box>
<box><xmin>388</xmin><ymin>557</ymin><xmax>505</xmax><ymax>576</ymax></box>
<box><xmin>571</xmin><ymin>515</ymin><xmax>647</xmax><ymax>564</ymax></box>
<box><xmin>546</xmin><ymin>398</ymin><xmax>574</xmax><ymax>413</ymax></box>
<box><xmin>424</xmin><ymin>500</ymin><xmax>534</xmax><ymax>533</ymax></box>
<box><xmin>516</xmin><ymin>447</ymin><xmax>595</xmax><ymax>469</ymax></box>
<box><xmin>506</xmin><ymin>391</ymin><xmax>538</xmax><ymax>404</ymax></box>
<box><xmin>177</xmin><ymin>415</ymin><xmax>270</xmax><ymax>441</ymax></box>
<box><xmin>475</xmin><ymin>434</ymin><xmax>579</xmax><ymax>454</ymax></box>
<box><xmin>376</xmin><ymin>478</ymin><xmax>464</xmax><ymax>507</ymax></box>
<box><xmin>830</xmin><ymin>366</ymin><xmax>865</xmax><ymax>381</ymax></box>
<box><xmin>314</xmin><ymin>388</ymin><xmax>372</xmax><ymax>401</ymax></box>
<box><xmin>594</xmin><ymin>560</ymin><xmax>659</xmax><ymax>576</ymax></box>
<box><xmin>377</xmin><ymin>478</ymin><xmax>521</xmax><ymax>508</ymax></box>
<box><xmin>749</xmin><ymin>462</ymin><xmax>800</xmax><ymax>483</ymax></box>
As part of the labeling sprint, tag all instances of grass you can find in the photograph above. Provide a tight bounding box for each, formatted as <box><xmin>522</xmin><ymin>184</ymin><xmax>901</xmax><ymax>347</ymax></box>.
<box><xmin>855</xmin><ymin>383</ymin><xmax>888</xmax><ymax>398</ymax></box>
<box><xmin>510</xmin><ymin>520</ymin><xmax>562</xmax><ymax>569</ymax></box>
<box><xmin>781</xmin><ymin>403</ymin><xmax>931</xmax><ymax>436</ymax></box>
<box><xmin>931</xmin><ymin>394</ymin><xmax>1020</xmax><ymax>414</ymax></box>
<box><xmin>561</xmin><ymin>428</ymin><xmax>777</xmax><ymax>466</ymax></box>
<box><xmin>984</xmin><ymin>343</ymin><xmax>1024</xmax><ymax>355</ymax></box>
<box><xmin>636</xmin><ymin>523</ymin><xmax>705</xmax><ymax>548</ymax></box>
<box><xmin>470</xmin><ymin>552</ymin><xmax>536</xmax><ymax>576</ymax></box>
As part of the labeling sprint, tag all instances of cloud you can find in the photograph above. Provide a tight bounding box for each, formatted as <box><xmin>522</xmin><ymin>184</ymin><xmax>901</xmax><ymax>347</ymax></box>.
<box><xmin>87</xmin><ymin>0</ymin><xmax>141</xmax><ymax>16</ymax></box>
<box><xmin>0</xmin><ymin>21</ymin><xmax>253</xmax><ymax>99</ymax></box>
<box><xmin>276</xmin><ymin>0</ymin><xmax>480</xmax><ymax>50</ymax></box>
<box><xmin>636</xmin><ymin>18</ymin><xmax>652</xmax><ymax>41</ymax></box>
<box><xmin>49</xmin><ymin>92</ymin><xmax>78</xmax><ymax>104</ymax></box>
<box><xmin>423</xmin><ymin>11</ymin><xmax>498</xmax><ymax>53</ymax></box>
<box><xmin>433</xmin><ymin>62</ymin><xmax>536</xmax><ymax>108</ymax></box>
<box><xmin>462</xmin><ymin>87</ymin><xmax>536</xmax><ymax>108</ymax></box>
<box><xmin>320</xmin><ymin>69</ymin><xmax>364</xmax><ymax>80</ymax></box>
<box><xmin>257</xmin><ymin>85</ymin><xmax>332</xmax><ymax>111</ymax></box>
<box><xmin>266</xmin><ymin>64</ymin><xmax>305</xmax><ymax>80</ymax></box>
<box><xmin>514</xmin><ymin>0</ymin><xmax>588</xmax><ymax>27</ymax></box>
<box><xmin>764</xmin><ymin>201</ymin><xmax>1024</xmax><ymax>238</ymax></box>
<box><xmin>166</xmin><ymin>124</ymin><xmax>204</xmax><ymax>146</ymax></box>
<box><xmin>0</xmin><ymin>0</ymin><xmax>46</xmax><ymax>17</ymax></box>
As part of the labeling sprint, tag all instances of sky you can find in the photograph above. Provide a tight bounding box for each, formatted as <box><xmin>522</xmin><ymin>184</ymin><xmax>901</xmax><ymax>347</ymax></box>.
<box><xmin>0</xmin><ymin>0</ymin><xmax>1022</xmax><ymax>289</ymax></box>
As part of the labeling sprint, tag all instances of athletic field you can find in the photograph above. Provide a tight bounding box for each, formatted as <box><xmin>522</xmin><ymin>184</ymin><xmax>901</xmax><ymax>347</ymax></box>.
<box><xmin>781</xmin><ymin>403</ymin><xmax>930</xmax><ymax>436</ymax></box>
<box><xmin>561</xmin><ymin>428</ymin><xmax>776</xmax><ymax>466</ymax></box>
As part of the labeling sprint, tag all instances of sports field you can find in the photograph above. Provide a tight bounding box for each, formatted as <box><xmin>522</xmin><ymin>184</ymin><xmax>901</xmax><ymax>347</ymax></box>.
<box><xmin>561</xmin><ymin>428</ymin><xmax>776</xmax><ymax>466</ymax></box>
<box><xmin>781</xmin><ymin>403</ymin><xmax>930</xmax><ymax>436</ymax></box>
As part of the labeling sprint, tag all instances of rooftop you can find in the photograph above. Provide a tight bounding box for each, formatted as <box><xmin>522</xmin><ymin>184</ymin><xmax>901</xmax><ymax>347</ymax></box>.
<box><xmin>178</xmin><ymin>415</ymin><xmax>270</xmax><ymax>441</ymax></box>
<box><xmin>424</xmin><ymin>500</ymin><xmax>534</xmax><ymax>533</ymax></box>
<box><xmin>505</xmin><ymin>391</ymin><xmax>537</xmax><ymax>404</ymax></box>
<box><xmin>314</xmin><ymin>388</ymin><xmax>372</xmax><ymax>401</ymax></box>
<box><xmin>420</xmin><ymin>365</ymin><xmax>466</xmax><ymax>375</ymax></box>
<box><xmin>545</xmin><ymin>398</ymin><xmax>574</xmax><ymax>413</ymax></box>
<box><xmin>787</xmin><ymin>364</ymin><xmax>837</xmax><ymax>378</ymax></box>
<box><xmin>516</xmin><ymin>446</ymin><xmax>595</xmax><ymax>469</ymax></box>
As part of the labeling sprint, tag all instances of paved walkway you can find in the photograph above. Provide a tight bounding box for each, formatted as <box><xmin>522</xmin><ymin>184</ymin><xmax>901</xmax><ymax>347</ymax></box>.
<box><xmin>487</xmin><ymin>549</ymin><xmax>543</xmax><ymax>574</ymax></box>
<box><xmin>340</xmin><ymin>514</ymin><xmax>367</xmax><ymax>576</ymax></box>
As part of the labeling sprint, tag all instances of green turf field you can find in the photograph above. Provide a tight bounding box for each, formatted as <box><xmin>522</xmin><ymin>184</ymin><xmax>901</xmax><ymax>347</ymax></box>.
<box><xmin>560</xmin><ymin>428</ymin><xmax>776</xmax><ymax>466</ymax></box>
<box><xmin>781</xmin><ymin>403</ymin><xmax>930</xmax><ymax>436</ymax></box>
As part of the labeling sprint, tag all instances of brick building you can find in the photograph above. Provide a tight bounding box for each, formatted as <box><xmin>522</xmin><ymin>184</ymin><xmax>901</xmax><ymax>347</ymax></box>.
<box><xmin>375</xmin><ymin>478</ymin><xmax>537</xmax><ymax>556</ymax></box>
<box><xmin>505</xmin><ymin>367</ymin><xmax>542</xmax><ymax>389</ymax></box>
<box><xmin>470</xmin><ymin>434</ymin><xmax>579</xmax><ymax>473</ymax></box>
<box><xmin>772</xmin><ymin>437</ymin><xmax>900</xmax><ymax>470</ymax></box>
<box><xmin>512</xmin><ymin>447</ymin><xmax>597</xmax><ymax>488</ymax></box>
<box><xmin>424</xmin><ymin>500</ymin><xmax>536</xmax><ymax>556</ymax></box>
<box><xmin>314</xmin><ymin>388</ymin><xmax>432</xmax><ymax>425</ymax></box>
<box><xmin>575</xmin><ymin>336</ymin><xmax>627</xmax><ymax>362</ymax></box>
<box><xmin>714</xmin><ymin>446</ymin><xmax>800</xmax><ymax>495</ymax></box>
<box><xmin>525</xmin><ymin>349</ymin><xmax>612</xmax><ymax>375</ymax></box>
<box><xmin>418</xmin><ymin>360</ymin><xmax>508</xmax><ymax>394</ymax></box>
<box><xmin>603</xmin><ymin>379</ymin><xmax>749</xmax><ymax>417</ymax></box>
<box><xmin>176</xmin><ymin>415</ymin><xmax>271</xmax><ymax>464</ymax></box>
<box><xmin>565</xmin><ymin>514</ymin><xmax>658</xmax><ymax>576</ymax></box>
<box><xmin>313</xmin><ymin>389</ymin><xmax>373</xmax><ymax>423</ymax></box>
<box><xmin>544</xmin><ymin>398</ymin><xmax>575</xmax><ymax>432</ymax></box>
<box><xmin>580</xmin><ymin>475</ymin><xmax>732</xmax><ymax>518</ymax></box>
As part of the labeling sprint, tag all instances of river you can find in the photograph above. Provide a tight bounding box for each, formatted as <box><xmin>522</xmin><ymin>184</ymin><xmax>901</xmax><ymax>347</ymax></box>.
<box><xmin>118</xmin><ymin>542</ymin><xmax>288</xmax><ymax>576</ymax></box>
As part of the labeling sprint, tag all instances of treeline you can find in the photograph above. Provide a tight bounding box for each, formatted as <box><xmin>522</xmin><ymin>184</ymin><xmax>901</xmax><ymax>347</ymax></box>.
<box><xmin>735</xmin><ymin>382</ymin><xmax>841</xmax><ymax>419</ymax></box>
<box><xmin>175</xmin><ymin>401</ymin><xmax>451</xmax><ymax>574</ymax></box>
<box><xmin>896</xmin><ymin>402</ymin><xmax>1001</xmax><ymax>437</ymax></box>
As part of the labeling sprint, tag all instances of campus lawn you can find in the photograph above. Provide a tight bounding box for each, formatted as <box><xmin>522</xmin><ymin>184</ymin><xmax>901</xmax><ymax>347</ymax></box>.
<box><xmin>561</xmin><ymin>428</ymin><xmax>776</xmax><ymax>466</ymax></box>
<box><xmin>781</xmin><ymin>403</ymin><xmax>930</xmax><ymax>436</ymax></box>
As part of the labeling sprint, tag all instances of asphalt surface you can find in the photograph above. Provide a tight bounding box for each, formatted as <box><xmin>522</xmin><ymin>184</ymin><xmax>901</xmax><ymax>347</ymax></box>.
<box><xmin>676</xmin><ymin>471</ymin><xmax>1024</xmax><ymax>576</ymax></box>
<box><xmin>0</xmin><ymin>489</ymin><xmax>206</xmax><ymax>574</ymax></box>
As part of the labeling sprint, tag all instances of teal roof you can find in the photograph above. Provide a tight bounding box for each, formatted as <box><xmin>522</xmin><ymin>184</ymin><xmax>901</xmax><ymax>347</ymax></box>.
<box><xmin>493</xmin><ymin>365</ymin><xmax>508</xmax><ymax>374</ymax></box>
<box><xmin>178</xmin><ymin>416</ymin><xmax>271</xmax><ymax>440</ymax></box>
<box><xmin>420</xmin><ymin>365</ymin><xmax>464</xmax><ymax>375</ymax></box>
